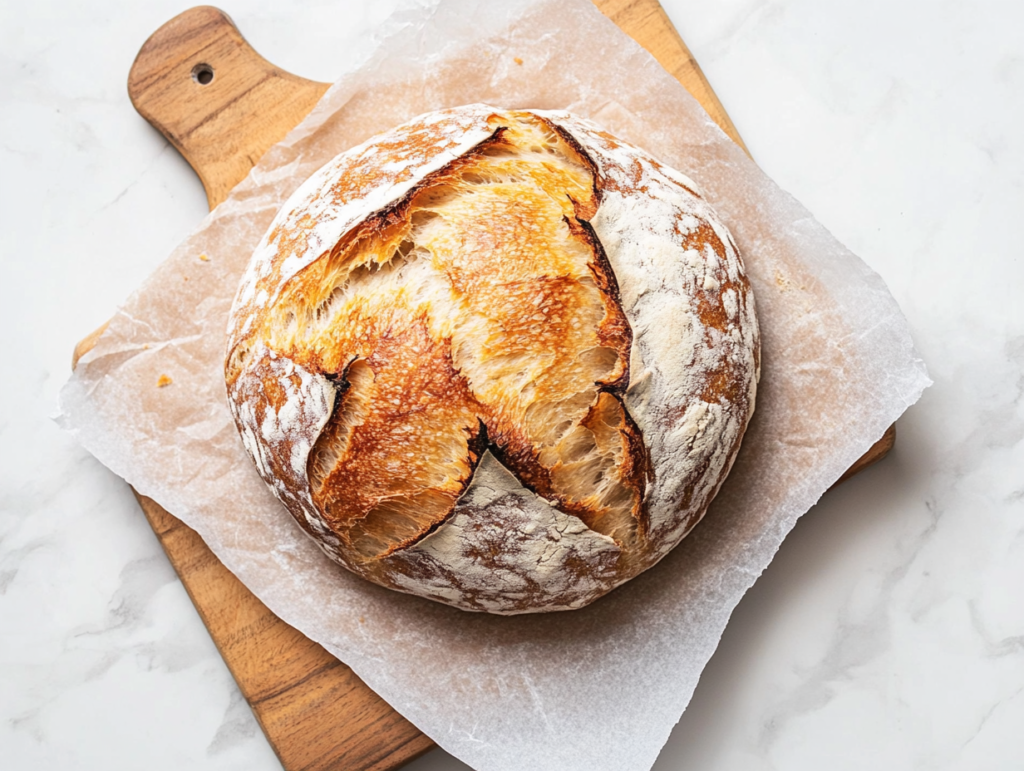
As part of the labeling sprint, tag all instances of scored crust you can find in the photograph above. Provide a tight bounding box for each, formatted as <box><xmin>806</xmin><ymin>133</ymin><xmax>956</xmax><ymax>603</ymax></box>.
<box><xmin>225</xmin><ymin>105</ymin><xmax>760</xmax><ymax>614</ymax></box>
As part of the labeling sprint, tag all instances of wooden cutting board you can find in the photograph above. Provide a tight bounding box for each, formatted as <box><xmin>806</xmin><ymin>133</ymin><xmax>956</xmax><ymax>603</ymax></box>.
<box><xmin>73</xmin><ymin>2</ymin><xmax>896</xmax><ymax>769</ymax></box>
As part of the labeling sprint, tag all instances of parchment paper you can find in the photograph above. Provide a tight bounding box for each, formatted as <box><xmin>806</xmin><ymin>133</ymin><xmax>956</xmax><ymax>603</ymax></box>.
<box><xmin>58</xmin><ymin>1</ymin><xmax>930</xmax><ymax>769</ymax></box>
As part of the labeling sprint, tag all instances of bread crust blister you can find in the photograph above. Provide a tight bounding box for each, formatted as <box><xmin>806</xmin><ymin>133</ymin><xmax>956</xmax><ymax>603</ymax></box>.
<box><xmin>225</xmin><ymin>105</ymin><xmax>760</xmax><ymax>614</ymax></box>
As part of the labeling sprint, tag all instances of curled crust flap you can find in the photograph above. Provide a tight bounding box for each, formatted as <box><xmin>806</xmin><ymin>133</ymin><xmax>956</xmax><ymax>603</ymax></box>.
<box><xmin>226</xmin><ymin>105</ymin><xmax>501</xmax><ymax>348</ymax></box>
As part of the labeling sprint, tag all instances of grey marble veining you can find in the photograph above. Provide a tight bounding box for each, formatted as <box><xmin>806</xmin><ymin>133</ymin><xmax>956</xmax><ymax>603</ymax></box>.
<box><xmin>2</xmin><ymin>0</ymin><xmax>1022</xmax><ymax>768</ymax></box>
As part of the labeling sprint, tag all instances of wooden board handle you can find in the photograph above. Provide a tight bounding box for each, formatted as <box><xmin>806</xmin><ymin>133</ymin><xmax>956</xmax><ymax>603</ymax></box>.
<box><xmin>128</xmin><ymin>6</ymin><xmax>330</xmax><ymax>210</ymax></box>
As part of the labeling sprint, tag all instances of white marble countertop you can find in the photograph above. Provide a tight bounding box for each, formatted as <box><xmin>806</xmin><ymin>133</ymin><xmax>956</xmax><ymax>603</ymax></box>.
<box><xmin>3</xmin><ymin>0</ymin><xmax>1022</xmax><ymax>768</ymax></box>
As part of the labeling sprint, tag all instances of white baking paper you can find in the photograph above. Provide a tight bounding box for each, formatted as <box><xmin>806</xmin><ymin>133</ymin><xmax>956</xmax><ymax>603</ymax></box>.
<box><xmin>57</xmin><ymin>1</ymin><xmax>930</xmax><ymax>769</ymax></box>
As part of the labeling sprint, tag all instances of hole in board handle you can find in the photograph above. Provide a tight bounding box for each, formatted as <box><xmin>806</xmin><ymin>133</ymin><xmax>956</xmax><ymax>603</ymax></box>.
<box><xmin>191</xmin><ymin>63</ymin><xmax>215</xmax><ymax>86</ymax></box>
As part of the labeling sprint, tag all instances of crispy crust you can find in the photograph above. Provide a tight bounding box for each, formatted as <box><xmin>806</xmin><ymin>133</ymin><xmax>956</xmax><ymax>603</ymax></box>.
<box><xmin>225</xmin><ymin>106</ymin><xmax>760</xmax><ymax>613</ymax></box>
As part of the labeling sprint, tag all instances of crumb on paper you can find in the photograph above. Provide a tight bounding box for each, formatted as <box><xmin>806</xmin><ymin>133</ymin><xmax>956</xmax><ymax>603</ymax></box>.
<box><xmin>774</xmin><ymin>270</ymin><xmax>807</xmax><ymax>292</ymax></box>
<box><xmin>157</xmin><ymin>374</ymin><xmax>173</xmax><ymax>387</ymax></box>
<box><xmin>199</xmin><ymin>253</ymin><xmax>210</xmax><ymax>262</ymax></box>
<box><xmin>514</xmin><ymin>57</ymin><xmax>523</xmax><ymax>65</ymax></box>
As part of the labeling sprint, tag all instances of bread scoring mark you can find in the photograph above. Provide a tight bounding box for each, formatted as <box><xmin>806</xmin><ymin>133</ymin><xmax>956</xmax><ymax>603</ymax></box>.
<box><xmin>227</xmin><ymin>105</ymin><xmax>503</xmax><ymax>327</ymax></box>
<box><xmin>382</xmin><ymin>452</ymin><xmax>621</xmax><ymax>614</ymax></box>
<box><xmin>542</xmin><ymin>110</ymin><xmax>759</xmax><ymax>558</ymax></box>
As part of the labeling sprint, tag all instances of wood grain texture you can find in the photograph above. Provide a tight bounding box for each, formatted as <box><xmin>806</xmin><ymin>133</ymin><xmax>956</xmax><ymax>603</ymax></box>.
<box><xmin>133</xmin><ymin>492</ymin><xmax>433</xmax><ymax>770</ymax></box>
<box><xmin>70</xmin><ymin>2</ymin><xmax>895</xmax><ymax>768</ymax></box>
<box><xmin>127</xmin><ymin>5</ymin><xmax>330</xmax><ymax>209</ymax></box>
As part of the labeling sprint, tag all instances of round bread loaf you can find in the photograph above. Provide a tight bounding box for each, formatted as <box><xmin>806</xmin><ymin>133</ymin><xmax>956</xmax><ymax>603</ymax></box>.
<box><xmin>225</xmin><ymin>105</ymin><xmax>759</xmax><ymax>614</ymax></box>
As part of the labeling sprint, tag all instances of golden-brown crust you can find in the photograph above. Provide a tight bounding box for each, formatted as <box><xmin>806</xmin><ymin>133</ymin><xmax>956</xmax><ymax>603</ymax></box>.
<box><xmin>225</xmin><ymin>106</ymin><xmax>759</xmax><ymax>613</ymax></box>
